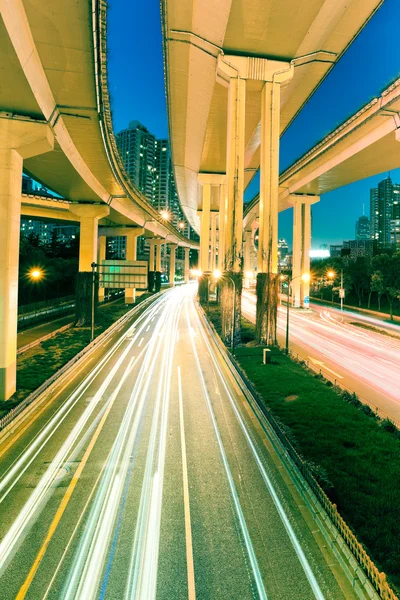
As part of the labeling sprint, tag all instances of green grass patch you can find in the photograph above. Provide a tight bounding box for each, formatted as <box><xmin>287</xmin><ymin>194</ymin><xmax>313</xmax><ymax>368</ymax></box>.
<box><xmin>0</xmin><ymin>294</ymin><xmax>153</xmax><ymax>420</ymax></box>
<box><xmin>205</xmin><ymin>303</ymin><xmax>400</xmax><ymax>591</ymax></box>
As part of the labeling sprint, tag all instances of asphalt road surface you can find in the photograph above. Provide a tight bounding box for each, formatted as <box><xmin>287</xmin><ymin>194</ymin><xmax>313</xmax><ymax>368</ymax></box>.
<box><xmin>0</xmin><ymin>285</ymin><xmax>364</xmax><ymax>599</ymax></box>
<box><xmin>242</xmin><ymin>289</ymin><xmax>400</xmax><ymax>424</ymax></box>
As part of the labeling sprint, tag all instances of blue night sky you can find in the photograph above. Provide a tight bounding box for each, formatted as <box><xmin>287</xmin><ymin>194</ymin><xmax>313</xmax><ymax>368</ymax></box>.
<box><xmin>108</xmin><ymin>0</ymin><xmax>400</xmax><ymax>249</ymax></box>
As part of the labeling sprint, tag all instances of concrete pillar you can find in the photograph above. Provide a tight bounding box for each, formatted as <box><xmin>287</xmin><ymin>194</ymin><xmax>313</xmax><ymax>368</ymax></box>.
<box><xmin>210</xmin><ymin>213</ymin><xmax>218</xmax><ymax>271</ymax></box>
<box><xmin>148</xmin><ymin>239</ymin><xmax>156</xmax><ymax>271</ymax></box>
<box><xmin>253</xmin><ymin>59</ymin><xmax>293</xmax><ymax>344</ymax></box>
<box><xmin>224</xmin><ymin>75</ymin><xmax>246</xmax><ymax>272</ymax></box>
<box><xmin>0</xmin><ymin>118</ymin><xmax>54</xmax><ymax>400</ymax></box>
<box><xmin>155</xmin><ymin>240</ymin><xmax>163</xmax><ymax>272</ymax></box>
<box><xmin>218</xmin><ymin>181</ymin><xmax>227</xmax><ymax>269</ymax></box>
<box><xmin>69</xmin><ymin>204</ymin><xmax>110</xmax><ymax>272</ymax></box>
<box><xmin>184</xmin><ymin>247</ymin><xmax>190</xmax><ymax>282</ymax></box>
<box><xmin>125</xmin><ymin>227</ymin><xmax>144</xmax><ymax>304</ymax></box>
<box><xmin>169</xmin><ymin>244</ymin><xmax>178</xmax><ymax>287</ymax></box>
<box><xmin>98</xmin><ymin>235</ymin><xmax>106</xmax><ymax>302</ymax></box>
<box><xmin>290</xmin><ymin>195</ymin><xmax>320</xmax><ymax>308</ymax></box>
<box><xmin>291</xmin><ymin>199</ymin><xmax>303</xmax><ymax>308</ymax></box>
<box><xmin>199</xmin><ymin>180</ymin><xmax>211</xmax><ymax>272</ymax></box>
<box><xmin>243</xmin><ymin>230</ymin><xmax>252</xmax><ymax>275</ymax></box>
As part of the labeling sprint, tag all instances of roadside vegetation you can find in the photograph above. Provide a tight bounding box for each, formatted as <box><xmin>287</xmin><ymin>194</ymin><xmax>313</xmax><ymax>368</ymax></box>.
<box><xmin>205</xmin><ymin>302</ymin><xmax>400</xmax><ymax>591</ymax></box>
<box><xmin>0</xmin><ymin>295</ymin><xmax>152</xmax><ymax>420</ymax></box>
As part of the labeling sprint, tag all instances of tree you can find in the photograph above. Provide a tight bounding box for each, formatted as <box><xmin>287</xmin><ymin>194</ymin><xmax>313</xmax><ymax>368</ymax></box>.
<box><xmin>370</xmin><ymin>271</ymin><xmax>385</xmax><ymax>311</ymax></box>
<box><xmin>347</xmin><ymin>257</ymin><xmax>371</xmax><ymax>307</ymax></box>
<box><xmin>372</xmin><ymin>253</ymin><xmax>400</xmax><ymax>320</ymax></box>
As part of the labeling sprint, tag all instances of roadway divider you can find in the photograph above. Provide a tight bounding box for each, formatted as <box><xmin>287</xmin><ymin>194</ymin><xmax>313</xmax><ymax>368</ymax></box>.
<box><xmin>310</xmin><ymin>296</ymin><xmax>400</xmax><ymax>324</ymax></box>
<box><xmin>0</xmin><ymin>292</ymin><xmax>162</xmax><ymax>436</ymax></box>
<box><xmin>197</xmin><ymin>302</ymin><xmax>397</xmax><ymax>600</ymax></box>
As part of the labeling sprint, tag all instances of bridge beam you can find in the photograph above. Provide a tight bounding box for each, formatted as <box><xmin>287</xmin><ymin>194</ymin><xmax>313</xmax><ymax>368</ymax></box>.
<box><xmin>289</xmin><ymin>195</ymin><xmax>320</xmax><ymax>308</ymax></box>
<box><xmin>0</xmin><ymin>118</ymin><xmax>54</xmax><ymax>401</ymax></box>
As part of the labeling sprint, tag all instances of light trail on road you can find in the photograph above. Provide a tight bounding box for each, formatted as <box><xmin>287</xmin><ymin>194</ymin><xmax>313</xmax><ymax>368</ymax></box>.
<box><xmin>242</xmin><ymin>290</ymin><xmax>400</xmax><ymax>422</ymax></box>
<box><xmin>0</xmin><ymin>286</ymin><xmax>364</xmax><ymax>599</ymax></box>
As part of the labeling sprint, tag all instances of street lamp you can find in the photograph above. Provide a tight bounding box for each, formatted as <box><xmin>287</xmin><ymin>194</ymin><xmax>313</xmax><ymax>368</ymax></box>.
<box><xmin>178</xmin><ymin>220</ymin><xmax>185</xmax><ymax>230</ymax></box>
<box><xmin>213</xmin><ymin>270</ymin><xmax>236</xmax><ymax>355</ymax></box>
<box><xmin>285</xmin><ymin>272</ymin><xmax>310</xmax><ymax>355</ymax></box>
<box><xmin>29</xmin><ymin>268</ymin><xmax>43</xmax><ymax>281</ymax></box>
<box><xmin>160</xmin><ymin>210</ymin><xmax>170</xmax><ymax>221</ymax></box>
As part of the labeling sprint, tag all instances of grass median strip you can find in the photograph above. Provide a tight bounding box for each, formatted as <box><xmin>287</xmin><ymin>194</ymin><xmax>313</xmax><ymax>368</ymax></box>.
<box><xmin>204</xmin><ymin>302</ymin><xmax>400</xmax><ymax>593</ymax></box>
<box><xmin>0</xmin><ymin>295</ymin><xmax>152</xmax><ymax>420</ymax></box>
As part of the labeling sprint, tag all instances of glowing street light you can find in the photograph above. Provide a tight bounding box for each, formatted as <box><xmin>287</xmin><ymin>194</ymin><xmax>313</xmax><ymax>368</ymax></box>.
<box><xmin>29</xmin><ymin>268</ymin><xmax>43</xmax><ymax>280</ymax></box>
<box><xmin>160</xmin><ymin>210</ymin><xmax>170</xmax><ymax>221</ymax></box>
<box><xmin>178</xmin><ymin>221</ymin><xmax>185</xmax><ymax>230</ymax></box>
<box><xmin>327</xmin><ymin>270</ymin><xmax>336</xmax><ymax>280</ymax></box>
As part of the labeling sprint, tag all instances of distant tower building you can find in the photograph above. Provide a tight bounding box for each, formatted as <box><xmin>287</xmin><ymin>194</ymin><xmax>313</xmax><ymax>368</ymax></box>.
<box><xmin>277</xmin><ymin>239</ymin><xmax>289</xmax><ymax>265</ymax></box>
<box><xmin>370</xmin><ymin>175</ymin><xmax>400</xmax><ymax>246</ymax></box>
<box><xmin>116</xmin><ymin>121</ymin><xmax>156</xmax><ymax>201</ymax></box>
<box><xmin>391</xmin><ymin>195</ymin><xmax>400</xmax><ymax>247</ymax></box>
<box><xmin>355</xmin><ymin>215</ymin><xmax>370</xmax><ymax>240</ymax></box>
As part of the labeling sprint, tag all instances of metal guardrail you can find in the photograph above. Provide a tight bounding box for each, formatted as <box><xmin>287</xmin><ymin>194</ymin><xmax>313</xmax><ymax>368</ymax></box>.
<box><xmin>198</xmin><ymin>304</ymin><xmax>398</xmax><ymax>600</ymax></box>
<box><xmin>0</xmin><ymin>292</ymin><xmax>161</xmax><ymax>433</ymax></box>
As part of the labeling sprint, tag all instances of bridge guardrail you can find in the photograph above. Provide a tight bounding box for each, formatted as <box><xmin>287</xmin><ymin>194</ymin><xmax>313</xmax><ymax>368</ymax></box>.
<box><xmin>0</xmin><ymin>292</ymin><xmax>162</xmax><ymax>434</ymax></box>
<box><xmin>198</xmin><ymin>303</ymin><xmax>397</xmax><ymax>600</ymax></box>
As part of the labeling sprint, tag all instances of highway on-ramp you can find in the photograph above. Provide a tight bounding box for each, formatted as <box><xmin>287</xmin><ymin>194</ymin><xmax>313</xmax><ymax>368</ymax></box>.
<box><xmin>0</xmin><ymin>286</ymin><xmax>364</xmax><ymax>599</ymax></box>
<box><xmin>242</xmin><ymin>290</ymin><xmax>400</xmax><ymax>424</ymax></box>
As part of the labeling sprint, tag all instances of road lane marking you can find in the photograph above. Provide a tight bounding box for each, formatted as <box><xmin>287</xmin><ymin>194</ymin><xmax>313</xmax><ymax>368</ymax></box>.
<box><xmin>16</xmin><ymin>356</ymin><xmax>136</xmax><ymax>600</ymax></box>
<box><xmin>186</xmin><ymin>303</ymin><xmax>268</xmax><ymax>600</ymax></box>
<box><xmin>193</xmin><ymin>301</ymin><xmax>325</xmax><ymax>600</ymax></box>
<box><xmin>146</xmin><ymin>326</ymin><xmax>150</xmax><ymax>331</ymax></box>
<box><xmin>178</xmin><ymin>366</ymin><xmax>196</xmax><ymax>600</ymax></box>
<box><xmin>138</xmin><ymin>337</ymin><xmax>144</xmax><ymax>347</ymax></box>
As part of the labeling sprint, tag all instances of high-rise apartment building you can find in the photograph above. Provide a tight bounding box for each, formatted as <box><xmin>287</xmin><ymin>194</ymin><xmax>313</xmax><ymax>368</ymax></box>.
<box><xmin>116</xmin><ymin>121</ymin><xmax>156</xmax><ymax>201</ymax></box>
<box><xmin>391</xmin><ymin>196</ymin><xmax>400</xmax><ymax>247</ymax></box>
<box><xmin>355</xmin><ymin>215</ymin><xmax>370</xmax><ymax>240</ymax></box>
<box><xmin>370</xmin><ymin>175</ymin><xmax>400</xmax><ymax>246</ymax></box>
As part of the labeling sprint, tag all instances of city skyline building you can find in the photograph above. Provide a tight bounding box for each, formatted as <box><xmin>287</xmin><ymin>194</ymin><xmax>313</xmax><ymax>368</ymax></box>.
<box><xmin>355</xmin><ymin>214</ymin><xmax>370</xmax><ymax>240</ymax></box>
<box><xmin>369</xmin><ymin>174</ymin><xmax>400</xmax><ymax>246</ymax></box>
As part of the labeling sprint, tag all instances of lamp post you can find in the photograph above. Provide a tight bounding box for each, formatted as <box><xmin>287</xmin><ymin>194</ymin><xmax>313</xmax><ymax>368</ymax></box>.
<box><xmin>285</xmin><ymin>272</ymin><xmax>310</xmax><ymax>355</ymax></box>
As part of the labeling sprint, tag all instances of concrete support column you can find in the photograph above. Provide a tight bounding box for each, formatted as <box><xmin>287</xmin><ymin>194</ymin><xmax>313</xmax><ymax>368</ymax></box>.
<box><xmin>224</xmin><ymin>75</ymin><xmax>246</xmax><ymax>272</ymax></box>
<box><xmin>243</xmin><ymin>230</ymin><xmax>252</xmax><ymax>276</ymax></box>
<box><xmin>217</xmin><ymin>181</ymin><xmax>227</xmax><ymax>269</ymax></box>
<box><xmin>210</xmin><ymin>213</ymin><xmax>218</xmax><ymax>271</ymax></box>
<box><xmin>198</xmin><ymin>180</ymin><xmax>211</xmax><ymax>272</ymax></box>
<box><xmin>154</xmin><ymin>239</ymin><xmax>164</xmax><ymax>292</ymax></box>
<box><xmin>290</xmin><ymin>195</ymin><xmax>320</xmax><ymax>308</ymax></box>
<box><xmin>291</xmin><ymin>200</ymin><xmax>303</xmax><ymax>308</ymax></box>
<box><xmin>148</xmin><ymin>239</ymin><xmax>156</xmax><ymax>292</ymax></box>
<box><xmin>184</xmin><ymin>247</ymin><xmax>190</xmax><ymax>283</ymax></box>
<box><xmin>125</xmin><ymin>227</ymin><xmax>144</xmax><ymax>304</ymax></box>
<box><xmin>169</xmin><ymin>244</ymin><xmax>178</xmax><ymax>287</ymax></box>
<box><xmin>98</xmin><ymin>235</ymin><xmax>106</xmax><ymax>302</ymax></box>
<box><xmin>0</xmin><ymin>118</ymin><xmax>53</xmax><ymax>400</ymax></box>
<box><xmin>69</xmin><ymin>204</ymin><xmax>110</xmax><ymax>272</ymax></box>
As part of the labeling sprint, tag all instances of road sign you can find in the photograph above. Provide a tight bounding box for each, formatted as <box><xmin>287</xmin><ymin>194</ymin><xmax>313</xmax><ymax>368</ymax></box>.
<box><xmin>99</xmin><ymin>260</ymin><xmax>148</xmax><ymax>289</ymax></box>
<box><xmin>304</xmin><ymin>295</ymin><xmax>310</xmax><ymax>304</ymax></box>
<box><xmin>339</xmin><ymin>288</ymin><xmax>345</xmax><ymax>299</ymax></box>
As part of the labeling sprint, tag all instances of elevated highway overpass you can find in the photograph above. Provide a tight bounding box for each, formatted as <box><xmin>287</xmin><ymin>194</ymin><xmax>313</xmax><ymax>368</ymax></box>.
<box><xmin>162</xmin><ymin>0</ymin><xmax>384</xmax><ymax>345</ymax></box>
<box><xmin>243</xmin><ymin>76</ymin><xmax>400</xmax><ymax>305</ymax></box>
<box><xmin>0</xmin><ymin>0</ymin><xmax>197</xmax><ymax>401</ymax></box>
